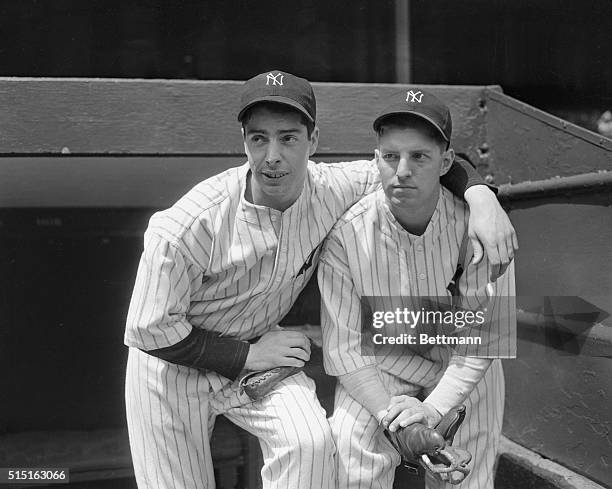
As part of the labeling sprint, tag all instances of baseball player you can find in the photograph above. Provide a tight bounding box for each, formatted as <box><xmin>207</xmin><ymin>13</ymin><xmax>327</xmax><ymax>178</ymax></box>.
<box><xmin>124</xmin><ymin>71</ymin><xmax>517</xmax><ymax>489</ymax></box>
<box><xmin>318</xmin><ymin>90</ymin><xmax>516</xmax><ymax>489</ymax></box>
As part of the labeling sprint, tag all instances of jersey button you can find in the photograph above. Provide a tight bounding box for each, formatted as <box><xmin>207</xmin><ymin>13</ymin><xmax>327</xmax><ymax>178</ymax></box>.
<box><xmin>419</xmin><ymin>273</ymin><xmax>426</xmax><ymax>280</ymax></box>
<box><xmin>416</xmin><ymin>244</ymin><xmax>424</xmax><ymax>252</ymax></box>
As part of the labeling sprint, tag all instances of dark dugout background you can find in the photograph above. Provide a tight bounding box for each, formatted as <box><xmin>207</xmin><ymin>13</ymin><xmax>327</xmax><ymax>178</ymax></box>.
<box><xmin>1</xmin><ymin>0</ymin><xmax>610</xmax><ymax>130</ymax></box>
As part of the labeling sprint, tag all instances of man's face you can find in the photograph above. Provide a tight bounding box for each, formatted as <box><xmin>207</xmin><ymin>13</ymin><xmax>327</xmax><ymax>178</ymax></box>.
<box><xmin>243</xmin><ymin>105</ymin><xmax>318</xmax><ymax>211</ymax></box>
<box><xmin>375</xmin><ymin>125</ymin><xmax>454</xmax><ymax>208</ymax></box>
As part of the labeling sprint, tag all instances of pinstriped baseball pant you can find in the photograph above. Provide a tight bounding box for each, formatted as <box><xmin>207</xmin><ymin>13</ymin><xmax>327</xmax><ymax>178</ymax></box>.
<box><xmin>330</xmin><ymin>360</ymin><xmax>504</xmax><ymax>489</ymax></box>
<box><xmin>125</xmin><ymin>347</ymin><xmax>336</xmax><ymax>489</ymax></box>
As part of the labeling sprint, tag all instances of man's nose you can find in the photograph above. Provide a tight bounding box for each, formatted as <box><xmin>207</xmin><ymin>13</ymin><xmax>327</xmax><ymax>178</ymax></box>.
<box><xmin>265</xmin><ymin>141</ymin><xmax>281</xmax><ymax>165</ymax></box>
<box><xmin>396</xmin><ymin>157</ymin><xmax>413</xmax><ymax>178</ymax></box>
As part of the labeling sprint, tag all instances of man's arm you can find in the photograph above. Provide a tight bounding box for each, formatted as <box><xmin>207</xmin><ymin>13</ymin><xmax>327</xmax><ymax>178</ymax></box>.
<box><xmin>126</xmin><ymin>230</ymin><xmax>311</xmax><ymax>380</ymax></box>
<box><xmin>325</xmin><ymin>157</ymin><xmax>518</xmax><ymax>281</ymax></box>
<box><xmin>439</xmin><ymin>154</ymin><xmax>491</xmax><ymax>197</ymax></box>
<box><xmin>464</xmin><ymin>185</ymin><xmax>518</xmax><ymax>282</ymax></box>
<box><xmin>451</xmin><ymin>240</ymin><xmax>517</xmax><ymax>359</ymax></box>
<box><xmin>423</xmin><ymin>356</ymin><xmax>492</xmax><ymax>417</ymax></box>
<box><xmin>423</xmin><ymin>242</ymin><xmax>517</xmax><ymax>415</ymax></box>
<box><xmin>147</xmin><ymin>326</ymin><xmax>311</xmax><ymax>380</ymax></box>
<box><xmin>383</xmin><ymin>236</ymin><xmax>517</xmax><ymax>429</ymax></box>
<box><xmin>146</xmin><ymin>327</ymin><xmax>250</xmax><ymax>381</ymax></box>
<box><xmin>381</xmin><ymin>356</ymin><xmax>490</xmax><ymax>430</ymax></box>
<box><xmin>318</xmin><ymin>229</ymin><xmax>449</xmax><ymax>431</ymax></box>
<box><xmin>444</xmin><ymin>155</ymin><xmax>518</xmax><ymax>281</ymax></box>
<box><xmin>318</xmin><ymin>231</ymin><xmax>392</xmax><ymax>417</ymax></box>
<box><xmin>124</xmin><ymin>230</ymin><xmax>252</xmax><ymax>380</ymax></box>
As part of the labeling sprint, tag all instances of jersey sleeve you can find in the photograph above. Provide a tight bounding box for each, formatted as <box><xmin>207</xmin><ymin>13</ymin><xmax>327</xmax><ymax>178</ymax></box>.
<box><xmin>124</xmin><ymin>230</ymin><xmax>202</xmax><ymax>351</ymax></box>
<box><xmin>320</xmin><ymin>159</ymin><xmax>381</xmax><ymax>210</ymax></box>
<box><xmin>318</xmin><ymin>230</ymin><xmax>377</xmax><ymax>376</ymax></box>
<box><xmin>441</xmin><ymin>155</ymin><xmax>494</xmax><ymax>196</ymax></box>
<box><xmin>338</xmin><ymin>366</ymin><xmax>391</xmax><ymax>420</ymax></box>
<box><xmin>452</xmin><ymin>245</ymin><xmax>517</xmax><ymax>358</ymax></box>
<box><xmin>144</xmin><ymin>327</ymin><xmax>250</xmax><ymax>380</ymax></box>
<box><xmin>424</xmin><ymin>356</ymin><xmax>492</xmax><ymax>416</ymax></box>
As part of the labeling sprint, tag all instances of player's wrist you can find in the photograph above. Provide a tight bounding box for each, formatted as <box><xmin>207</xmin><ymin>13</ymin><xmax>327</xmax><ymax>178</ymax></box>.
<box><xmin>423</xmin><ymin>402</ymin><xmax>443</xmax><ymax>428</ymax></box>
<box><xmin>464</xmin><ymin>184</ymin><xmax>495</xmax><ymax>207</ymax></box>
<box><xmin>376</xmin><ymin>408</ymin><xmax>389</xmax><ymax>426</ymax></box>
<box><xmin>243</xmin><ymin>343</ymin><xmax>261</xmax><ymax>370</ymax></box>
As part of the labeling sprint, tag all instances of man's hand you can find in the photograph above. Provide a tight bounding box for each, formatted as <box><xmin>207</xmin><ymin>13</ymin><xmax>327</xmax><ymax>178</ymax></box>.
<box><xmin>282</xmin><ymin>324</ymin><xmax>323</xmax><ymax>347</ymax></box>
<box><xmin>464</xmin><ymin>185</ymin><xmax>519</xmax><ymax>281</ymax></box>
<box><xmin>244</xmin><ymin>330</ymin><xmax>311</xmax><ymax>371</ymax></box>
<box><xmin>382</xmin><ymin>395</ymin><xmax>443</xmax><ymax>432</ymax></box>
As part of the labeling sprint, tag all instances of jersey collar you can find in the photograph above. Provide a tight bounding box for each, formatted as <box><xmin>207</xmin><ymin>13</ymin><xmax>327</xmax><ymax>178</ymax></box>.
<box><xmin>237</xmin><ymin>161</ymin><xmax>311</xmax><ymax>224</ymax></box>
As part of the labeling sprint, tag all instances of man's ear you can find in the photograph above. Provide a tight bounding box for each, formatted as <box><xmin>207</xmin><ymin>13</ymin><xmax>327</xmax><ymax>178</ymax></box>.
<box><xmin>374</xmin><ymin>148</ymin><xmax>385</xmax><ymax>172</ymax></box>
<box><xmin>308</xmin><ymin>126</ymin><xmax>320</xmax><ymax>156</ymax></box>
<box><xmin>439</xmin><ymin>148</ymin><xmax>455</xmax><ymax>176</ymax></box>
<box><xmin>241</xmin><ymin>127</ymin><xmax>251</xmax><ymax>158</ymax></box>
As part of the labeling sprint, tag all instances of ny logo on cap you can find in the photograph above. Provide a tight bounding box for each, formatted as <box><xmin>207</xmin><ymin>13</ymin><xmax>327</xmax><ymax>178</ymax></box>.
<box><xmin>266</xmin><ymin>72</ymin><xmax>284</xmax><ymax>86</ymax></box>
<box><xmin>406</xmin><ymin>90</ymin><xmax>424</xmax><ymax>103</ymax></box>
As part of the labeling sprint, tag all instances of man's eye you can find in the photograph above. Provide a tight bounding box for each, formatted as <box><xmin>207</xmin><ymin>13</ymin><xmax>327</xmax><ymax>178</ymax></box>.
<box><xmin>412</xmin><ymin>152</ymin><xmax>426</xmax><ymax>161</ymax></box>
<box><xmin>250</xmin><ymin>135</ymin><xmax>265</xmax><ymax>144</ymax></box>
<box><xmin>383</xmin><ymin>154</ymin><xmax>398</xmax><ymax>161</ymax></box>
<box><xmin>283</xmin><ymin>135</ymin><xmax>298</xmax><ymax>143</ymax></box>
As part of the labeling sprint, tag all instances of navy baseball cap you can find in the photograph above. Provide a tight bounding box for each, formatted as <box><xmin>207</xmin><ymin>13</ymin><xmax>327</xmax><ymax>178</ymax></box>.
<box><xmin>237</xmin><ymin>70</ymin><xmax>316</xmax><ymax>123</ymax></box>
<box><xmin>373</xmin><ymin>89</ymin><xmax>452</xmax><ymax>143</ymax></box>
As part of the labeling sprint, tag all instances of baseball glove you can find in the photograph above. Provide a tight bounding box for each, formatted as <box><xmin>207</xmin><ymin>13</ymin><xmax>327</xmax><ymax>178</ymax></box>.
<box><xmin>239</xmin><ymin>366</ymin><xmax>303</xmax><ymax>400</ymax></box>
<box><xmin>385</xmin><ymin>405</ymin><xmax>472</xmax><ymax>485</ymax></box>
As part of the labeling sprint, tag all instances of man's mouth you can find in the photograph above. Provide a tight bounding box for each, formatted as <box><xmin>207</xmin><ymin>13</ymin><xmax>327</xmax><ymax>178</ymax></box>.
<box><xmin>262</xmin><ymin>172</ymin><xmax>288</xmax><ymax>179</ymax></box>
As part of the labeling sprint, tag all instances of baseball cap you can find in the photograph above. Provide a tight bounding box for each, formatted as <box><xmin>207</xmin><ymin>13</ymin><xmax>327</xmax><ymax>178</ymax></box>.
<box><xmin>237</xmin><ymin>70</ymin><xmax>316</xmax><ymax>123</ymax></box>
<box><xmin>373</xmin><ymin>89</ymin><xmax>452</xmax><ymax>143</ymax></box>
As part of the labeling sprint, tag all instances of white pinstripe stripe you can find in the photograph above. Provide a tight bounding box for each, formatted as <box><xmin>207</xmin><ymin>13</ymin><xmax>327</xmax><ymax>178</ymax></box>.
<box><xmin>319</xmin><ymin>188</ymin><xmax>515</xmax><ymax>489</ymax></box>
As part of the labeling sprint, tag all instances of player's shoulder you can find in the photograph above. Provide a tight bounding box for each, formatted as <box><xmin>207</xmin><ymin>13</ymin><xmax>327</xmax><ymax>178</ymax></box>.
<box><xmin>329</xmin><ymin>190</ymin><xmax>381</xmax><ymax>235</ymax></box>
<box><xmin>308</xmin><ymin>159</ymin><xmax>377</xmax><ymax>188</ymax></box>
<box><xmin>147</xmin><ymin>164</ymin><xmax>244</xmax><ymax>247</ymax></box>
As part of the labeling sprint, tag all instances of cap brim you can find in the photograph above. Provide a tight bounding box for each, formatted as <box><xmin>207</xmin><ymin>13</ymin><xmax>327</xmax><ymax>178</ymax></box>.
<box><xmin>237</xmin><ymin>96</ymin><xmax>315</xmax><ymax>123</ymax></box>
<box><xmin>373</xmin><ymin>110</ymin><xmax>449</xmax><ymax>142</ymax></box>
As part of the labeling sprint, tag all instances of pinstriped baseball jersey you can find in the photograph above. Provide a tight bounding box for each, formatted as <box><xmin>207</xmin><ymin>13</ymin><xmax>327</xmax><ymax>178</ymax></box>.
<box><xmin>124</xmin><ymin>159</ymin><xmax>379</xmax><ymax>489</ymax></box>
<box><xmin>318</xmin><ymin>186</ymin><xmax>516</xmax><ymax>385</ymax></box>
<box><xmin>318</xmin><ymin>187</ymin><xmax>515</xmax><ymax>489</ymax></box>
<box><xmin>125</xmin><ymin>159</ymin><xmax>378</xmax><ymax>383</ymax></box>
